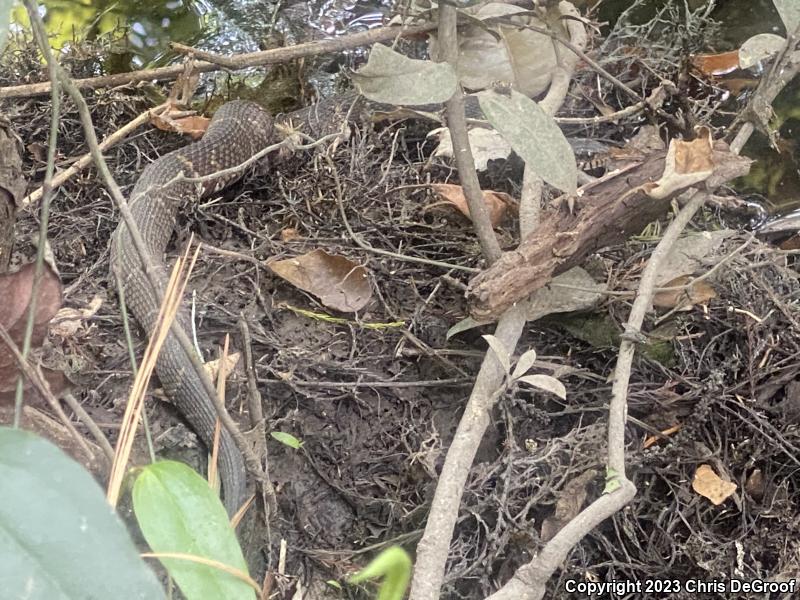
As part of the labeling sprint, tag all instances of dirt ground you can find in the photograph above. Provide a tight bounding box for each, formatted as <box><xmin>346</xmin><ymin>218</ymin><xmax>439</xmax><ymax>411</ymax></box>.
<box><xmin>3</xmin><ymin>5</ymin><xmax>800</xmax><ymax>599</ymax></box>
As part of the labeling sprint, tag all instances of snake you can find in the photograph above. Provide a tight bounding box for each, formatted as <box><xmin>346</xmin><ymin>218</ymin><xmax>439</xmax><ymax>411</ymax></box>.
<box><xmin>108</xmin><ymin>94</ymin><xmax>613</xmax><ymax>513</ymax></box>
<box><xmin>110</xmin><ymin>101</ymin><xmax>274</xmax><ymax>514</ymax></box>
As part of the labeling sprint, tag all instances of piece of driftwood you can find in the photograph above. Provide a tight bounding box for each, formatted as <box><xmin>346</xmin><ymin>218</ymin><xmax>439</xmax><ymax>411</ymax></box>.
<box><xmin>0</xmin><ymin>116</ymin><xmax>25</xmax><ymax>273</ymax></box>
<box><xmin>466</xmin><ymin>141</ymin><xmax>752</xmax><ymax>321</ymax></box>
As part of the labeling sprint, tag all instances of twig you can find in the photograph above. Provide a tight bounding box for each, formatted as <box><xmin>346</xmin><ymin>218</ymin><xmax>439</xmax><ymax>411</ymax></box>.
<box><xmin>0</xmin><ymin>321</ymin><xmax>94</xmax><ymax>459</ymax></box>
<box><xmin>238</xmin><ymin>319</ymin><xmax>264</xmax><ymax>425</ymax></box>
<box><xmin>237</xmin><ymin>318</ymin><xmax>278</xmax><ymax>517</ymax></box>
<box><xmin>408</xmin><ymin>3</ymin><xmax>587</xmax><ymax>599</ymax></box>
<box><xmin>62</xmin><ymin>392</ymin><xmax>115</xmax><ymax>463</ymax></box>
<box><xmin>487</xmin><ymin>16</ymin><xmax>800</xmax><ymax>600</ymax></box>
<box><xmin>171</xmin><ymin>43</ymin><xmax>239</xmax><ymax>69</ymax></box>
<box><xmin>729</xmin><ymin>23</ymin><xmax>800</xmax><ymax>153</ymax></box>
<box><xmin>22</xmin><ymin>101</ymin><xmax>171</xmax><ymax>208</ymax></box>
<box><xmin>14</xmin><ymin>0</ymin><xmax>62</xmax><ymax>426</ymax></box>
<box><xmin>0</xmin><ymin>24</ymin><xmax>437</xmax><ymax>99</ymax></box>
<box><xmin>437</xmin><ymin>2</ymin><xmax>502</xmax><ymax>264</ymax></box>
<box><xmin>325</xmin><ymin>153</ymin><xmax>479</xmax><ymax>273</ymax></box>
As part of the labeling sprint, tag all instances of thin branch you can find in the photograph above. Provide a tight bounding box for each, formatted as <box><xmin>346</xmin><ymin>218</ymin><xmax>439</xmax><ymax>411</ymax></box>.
<box><xmin>436</xmin><ymin>2</ymin><xmax>502</xmax><ymax>264</ymax></box>
<box><xmin>326</xmin><ymin>153</ymin><xmax>480</xmax><ymax>273</ymax></box>
<box><xmin>0</xmin><ymin>24</ymin><xmax>436</xmax><ymax>99</ymax></box>
<box><xmin>23</xmin><ymin>3</ymin><xmax>266</xmax><ymax>498</ymax></box>
<box><xmin>22</xmin><ymin>101</ymin><xmax>170</xmax><ymax>208</ymax></box>
<box><xmin>488</xmin><ymin>18</ymin><xmax>800</xmax><ymax>600</ymax></box>
<box><xmin>408</xmin><ymin>3</ymin><xmax>587</xmax><ymax>599</ymax></box>
<box><xmin>0</xmin><ymin>321</ymin><xmax>94</xmax><ymax>459</ymax></box>
<box><xmin>14</xmin><ymin>0</ymin><xmax>62</xmax><ymax>426</ymax></box>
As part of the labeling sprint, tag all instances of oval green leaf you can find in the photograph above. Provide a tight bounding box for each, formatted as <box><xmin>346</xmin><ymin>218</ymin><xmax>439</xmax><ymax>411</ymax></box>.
<box><xmin>132</xmin><ymin>461</ymin><xmax>255</xmax><ymax>600</ymax></box>
<box><xmin>0</xmin><ymin>427</ymin><xmax>165</xmax><ymax>600</ymax></box>
<box><xmin>518</xmin><ymin>374</ymin><xmax>567</xmax><ymax>399</ymax></box>
<box><xmin>478</xmin><ymin>89</ymin><xmax>577</xmax><ymax>194</ymax></box>
<box><xmin>352</xmin><ymin>43</ymin><xmax>458</xmax><ymax>105</ymax></box>
<box><xmin>349</xmin><ymin>546</ymin><xmax>412</xmax><ymax>600</ymax></box>
<box><xmin>271</xmin><ymin>431</ymin><xmax>303</xmax><ymax>449</ymax></box>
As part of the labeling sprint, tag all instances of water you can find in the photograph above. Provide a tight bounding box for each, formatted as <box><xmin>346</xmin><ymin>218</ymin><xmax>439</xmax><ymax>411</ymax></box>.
<box><xmin>10</xmin><ymin>0</ymin><xmax>391</xmax><ymax>68</ymax></box>
<box><xmin>10</xmin><ymin>0</ymin><xmax>799</xmax><ymax>211</ymax></box>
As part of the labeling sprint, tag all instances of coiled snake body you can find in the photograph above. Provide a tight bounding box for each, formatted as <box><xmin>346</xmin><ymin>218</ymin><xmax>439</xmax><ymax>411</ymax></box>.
<box><xmin>111</xmin><ymin>101</ymin><xmax>274</xmax><ymax>513</ymax></box>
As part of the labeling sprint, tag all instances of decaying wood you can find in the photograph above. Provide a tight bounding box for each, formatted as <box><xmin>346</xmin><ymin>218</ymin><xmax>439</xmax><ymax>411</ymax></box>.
<box><xmin>466</xmin><ymin>141</ymin><xmax>752</xmax><ymax>322</ymax></box>
<box><xmin>0</xmin><ymin>116</ymin><xmax>25</xmax><ymax>273</ymax></box>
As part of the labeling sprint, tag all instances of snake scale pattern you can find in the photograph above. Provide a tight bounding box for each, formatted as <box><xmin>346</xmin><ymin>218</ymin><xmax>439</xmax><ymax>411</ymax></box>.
<box><xmin>110</xmin><ymin>101</ymin><xmax>274</xmax><ymax>513</ymax></box>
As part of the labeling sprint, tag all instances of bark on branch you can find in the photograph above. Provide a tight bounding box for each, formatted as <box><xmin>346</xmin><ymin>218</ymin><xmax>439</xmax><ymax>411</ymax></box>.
<box><xmin>466</xmin><ymin>143</ymin><xmax>753</xmax><ymax>322</ymax></box>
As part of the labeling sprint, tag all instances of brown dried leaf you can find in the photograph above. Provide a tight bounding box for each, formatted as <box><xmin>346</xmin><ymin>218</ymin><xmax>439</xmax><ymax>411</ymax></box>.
<box><xmin>280</xmin><ymin>228</ymin><xmax>303</xmax><ymax>242</ymax></box>
<box><xmin>690</xmin><ymin>50</ymin><xmax>740</xmax><ymax>76</ymax></box>
<box><xmin>203</xmin><ymin>352</ymin><xmax>240</xmax><ymax>382</ymax></box>
<box><xmin>429</xmin><ymin>183</ymin><xmax>514</xmax><ymax>227</ymax></box>
<box><xmin>0</xmin><ymin>263</ymin><xmax>64</xmax><ymax>398</ymax></box>
<box><xmin>151</xmin><ymin>112</ymin><xmax>210</xmax><ymax>140</ymax></box>
<box><xmin>648</xmin><ymin>127</ymin><xmax>715</xmax><ymax>199</ymax></box>
<box><xmin>692</xmin><ymin>464</ymin><xmax>737</xmax><ymax>505</ymax></box>
<box><xmin>652</xmin><ymin>275</ymin><xmax>717</xmax><ymax>310</ymax></box>
<box><xmin>51</xmin><ymin>295</ymin><xmax>103</xmax><ymax>338</ymax></box>
<box><xmin>744</xmin><ymin>469</ymin><xmax>765</xmax><ymax>501</ymax></box>
<box><xmin>267</xmin><ymin>249</ymin><xmax>371</xmax><ymax>312</ymax></box>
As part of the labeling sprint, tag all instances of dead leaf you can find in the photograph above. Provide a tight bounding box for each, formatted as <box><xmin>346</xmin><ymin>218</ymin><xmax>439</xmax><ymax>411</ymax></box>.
<box><xmin>652</xmin><ymin>275</ymin><xmax>717</xmax><ymax>310</ymax></box>
<box><xmin>428</xmin><ymin>183</ymin><xmax>514</xmax><ymax>227</ymax></box>
<box><xmin>692</xmin><ymin>464</ymin><xmax>737</xmax><ymax>505</ymax></box>
<box><xmin>744</xmin><ymin>469</ymin><xmax>765</xmax><ymax>501</ymax></box>
<box><xmin>642</xmin><ymin>423</ymin><xmax>682</xmax><ymax>449</ymax></box>
<box><xmin>431</xmin><ymin>126</ymin><xmax>513</xmax><ymax>172</ymax></box>
<box><xmin>526</xmin><ymin>267</ymin><xmax>606</xmax><ymax>322</ymax></box>
<box><xmin>647</xmin><ymin>128</ymin><xmax>715</xmax><ymax>199</ymax></box>
<box><xmin>267</xmin><ymin>249</ymin><xmax>372</xmax><ymax>312</ymax></box>
<box><xmin>690</xmin><ymin>50</ymin><xmax>740</xmax><ymax>76</ymax></box>
<box><xmin>152</xmin><ymin>112</ymin><xmax>211</xmax><ymax>140</ymax></box>
<box><xmin>657</xmin><ymin>230</ymin><xmax>735</xmax><ymax>286</ymax></box>
<box><xmin>541</xmin><ymin>469</ymin><xmax>597</xmax><ymax>541</ymax></box>
<box><xmin>51</xmin><ymin>295</ymin><xmax>103</xmax><ymax>338</ymax></box>
<box><xmin>280</xmin><ymin>228</ymin><xmax>303</xmax><ymax>242</ymax></box>
<box><xmin>204</xmin><ymin>352</ymin><xmax>240</xmax><ymax>382</ymax></box>
<box><xmin>0</xmin><ymin>263</ymin><xmax>63</xmax><ymax>396</ymax></box>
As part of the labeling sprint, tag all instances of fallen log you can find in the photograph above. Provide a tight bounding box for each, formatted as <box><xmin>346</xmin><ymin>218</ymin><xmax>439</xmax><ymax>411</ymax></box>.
<box><xmin>466</xmin><ymin>139</ymin><xmax>752</xmax><ymax>322</ymax></box>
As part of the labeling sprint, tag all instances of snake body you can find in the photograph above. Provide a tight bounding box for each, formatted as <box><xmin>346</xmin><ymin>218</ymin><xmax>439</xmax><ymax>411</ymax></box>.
<box><xmin>110</xmin><ymin>101</ymin><xmax>274</xmax><ymax>513</ymax></box>
<box><xmin>108</xmin><ymin>94</ymin><xmax>608</xmax><ymax>513</ymax></box>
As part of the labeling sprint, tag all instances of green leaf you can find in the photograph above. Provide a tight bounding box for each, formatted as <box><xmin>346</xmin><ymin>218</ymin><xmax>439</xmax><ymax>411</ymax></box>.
<box><xmin>482</xmin><ymin>334</ymin><xmax>511</xmax><ymax>375</ymax></box>
<box><xmin>774</xmin><ymin>0</ymin><xmax>800</xmax><ymax>34</ymax></box>
<box><xmin>132</xmin><ymin>461</ymin><xmax>255</xmax><ymax>600</ymax></box>
<box><xmin>604</xmin><ymin>467</ymin><xmax>621</xmax><ymax>494</ymax></box>
<box><xmin>349</xmin><ymin>546</ymin><xmax>412</xmax><ymax>600</ymax></box>
<box><xmin>0</xmin><ymin>427</ymin><xmax>165</xmax><ymax>600</ymax></box>
<box><xmin>511</xmin><ymin>348</ymin><xmax>537</xmax><ymax>380</ymax></box>
<box><xmin>0</xmin><ymin>0</ymin><xmax>11</xmax><ymax>54</ymax></box>
<box><xmin>352</xmin><ymin>43</ymin><xmax>458</xmax><ymax>105</ymax></box>
<box><xmin>271</xmin><ymin>431</ymin><xmax>303</xmax><ymax>449</ymax></box>
<box><xmin>478</xmin><ymin>89</ymin><xmax>577</xmax><ymax>194</ymax></box>
<box><xmin>517</xmin><ymin>374</ymin><xmax>567</xmax><ymax>399</ymax></box>
<box><xmin>446</xmin><ymin>315</ymin><xmax>485</xmax><ymax>339</ymax></box>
